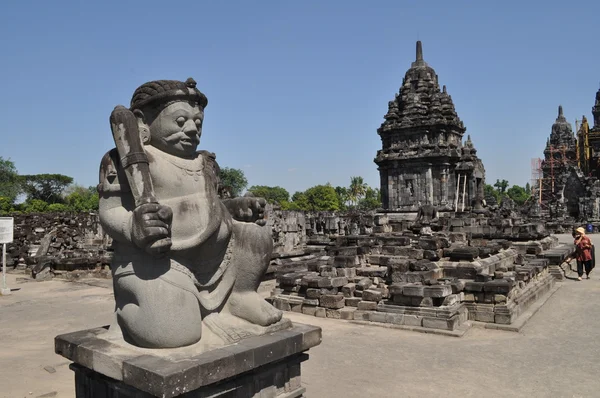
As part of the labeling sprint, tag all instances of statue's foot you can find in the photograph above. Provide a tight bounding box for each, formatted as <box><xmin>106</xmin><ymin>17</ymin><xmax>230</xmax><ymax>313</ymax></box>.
<box><xmin>227</xmin><ymin>291</ymin><xmax>283</xmax><ymax>327</ymax></box>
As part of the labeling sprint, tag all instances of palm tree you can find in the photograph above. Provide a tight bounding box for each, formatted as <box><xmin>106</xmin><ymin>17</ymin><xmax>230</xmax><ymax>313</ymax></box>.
<box><xmin>349</xmin><ymin>176</ymin><xmax>368</xmax><ymax>207</ymax></box>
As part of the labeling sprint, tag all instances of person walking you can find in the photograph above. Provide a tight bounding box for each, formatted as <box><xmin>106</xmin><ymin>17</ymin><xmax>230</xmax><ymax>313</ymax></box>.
<box><xmin>566</xmin><ymin>227</ymin><xmax>594</xmax><ymax>281</ymax></box>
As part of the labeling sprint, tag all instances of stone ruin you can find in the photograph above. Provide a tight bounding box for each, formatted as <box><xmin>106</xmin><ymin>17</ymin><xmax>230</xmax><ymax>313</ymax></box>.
<box><xmin>526</xmin><ymin>90</ymin><xmax>600</xmax><ymax>229</ymax></box>
<box><xmin>269</xmin><ymin>212</ymin><xmax>570</xmax><ymax>334</ymax></box>
<box><xmin>5</xmin><ymin>212</ymin><xmax>111</xmax><ymax>281</ymax></box>
<box><xmin>269</xmin><ymin>41</ymin><xmax>575</xmax><ymax>336</ymax></box>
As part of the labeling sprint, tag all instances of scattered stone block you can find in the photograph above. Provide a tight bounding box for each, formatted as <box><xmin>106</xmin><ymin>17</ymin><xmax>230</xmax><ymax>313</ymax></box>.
<box><xmin>449</xmin><ymin>246</ymin><xmax>479</xmax><ymax>261</ymax></box>
<box><xmin>392</xmin><ymin>295</ymin><xmax>412</xmax><ymax>305</ymax></box>
<box><xmin>464</xmin><ymin>281</ymin><xmax>485</xmax><ymax>292</ymax></box>
<box><xmin>330</xmin><ymin>276</ymin><xmax>349</xmax><ymax>288</ymax></box>
<box><xmin>356</xmin><ymin>277</ymin><xmax>373</xmax><ymax>291</ymax></box>
<box><xmin>302</xmin><ymin>298</ymin><xmax>319</xmax><ymax>306</ymax></box>
<box><xmin>326</xmin><ymin>309</ymin><xmax>341</xmax><ymax>319</ymax></box>
<box><xmin>423</xmin><ymin>284</ymin><xmax>452</xmax><ymax>298</ymax></box>
<box><xmin>412</xmin><ymin>297</ymin><xmax>433</xmax><ymax>307</ymax></box>
<box><xmin>342</xmin><ymin>283</ymin><xmax>356</xmax><ymax>298</ymax></box>
<box><xmin>291</xmin><ymin>304</ymin><xmax>303</xmax><ymax>313</ymax></box>
<box><xmin>357</xmin><ymin>301</ymin><xmax>378</xmax><ymax>311</ymax></box>
<box><xmin>483</xmin><ymin>279</ymin><xmax>513</xmax><ymax>294</ymax></box>
<box><xmin>336</xmin><ymin>268</ymin><xmax>357</xmax><ymax>278</ymax></box>
<box><xmin>302</xmin><ymin>306</ymin><xmax>317</xmax><ymax>316</ymax></box>
<box><xmin>362</xmin><ymin>289</ymin><xmax>383</xmax><ymax>302</ymax></box>
<box><xmin>442</xmin><ymin>294</ymin><xmax>459</xmax><ymax>306</ymax></box>
<box><xmin>345</xmin><ymin>297</ymin><xmax>361</xmax><ymax>307</ymax></box>
<box><xmin>315</xmin><ymin>307</ymin><xmax>327</xmax><ymax>318</ymax></box>
<box><xmin>306</xmin><ymin>288</ymin><xmax>337</xmax><ymax>299</ymax></box>
<box><xmin>368</xmin><ymin>312</ymin><xmax>387</xmax><ymax>323</ymax></box>
<box><xmin>494</xmin><ymin>294</ymin><xmax>507</xmax><ymax>303</ymax></box>
<box><xmin>385</xmin><ymin>313</ymin><xmax>404</xmax><ymax>325</ymax></box>
<box><xmin>402</xmin><ymin>284</ymin><xmax>425</xmax><ymax>297</ymax></box>
<box><xmin>334</xmin><ymin>256</ymin><xmax>359</xmax><ymax>268</ymax></box>
<box><xmin>340</xmin><ymin>307</ymin><xmax>356</xmax><ymax>320</ymax></box>
<box><xmin>356</xmin><ymin>266</ymin><xmax>387</xmax><ymax>278</ymax></box>
<box><xmin>353</xmin><ymin>310</ymin><xmax>371</xmax><ymax>321</ymax></box>
<box><xmin>319</xmin><ymin>294</ymin><xmax>345</xmax><ymax>309</ymax></box>
<box><xmin>403</xmin><ymin>315</ymin><xmax>423</xmax><ymax>326</ymax></box>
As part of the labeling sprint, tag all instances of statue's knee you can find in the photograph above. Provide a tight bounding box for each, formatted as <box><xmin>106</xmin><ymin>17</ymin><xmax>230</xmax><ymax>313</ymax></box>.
<box><xmin>119</xmin><ymin>310</ymin><xmax>202</xmax><ymax>348</ymax></box>
<box><xmin>114</xmin><ymin>276</ymin><xmax>203</xmax><ymax>348</ymax></box>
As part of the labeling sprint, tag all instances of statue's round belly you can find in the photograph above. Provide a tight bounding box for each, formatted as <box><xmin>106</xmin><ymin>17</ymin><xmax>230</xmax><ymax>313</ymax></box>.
<box><xmin>160</xmin><ymin>193</ymin><xmax>222</xmax><ymax>250</ymax></box>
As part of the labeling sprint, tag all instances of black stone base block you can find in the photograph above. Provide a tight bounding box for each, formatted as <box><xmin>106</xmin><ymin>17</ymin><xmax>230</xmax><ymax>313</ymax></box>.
<box><xmin>56</xmin><ymin>323</ymin><xmax>321</xmax><ymax>398</ymax></box>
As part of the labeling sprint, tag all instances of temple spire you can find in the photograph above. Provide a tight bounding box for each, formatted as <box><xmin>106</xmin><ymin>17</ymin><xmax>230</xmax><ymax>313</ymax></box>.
<box><xmin>558</xmin><ymin>105</ymin><xmax>563</xmax><ymax>117</ymax></box>
<box><xmin>411</xmin><ymin>40</ymin><xmax>427</xmax><ymax>67</ymax></box>
<box><xmin>416</xmin><ymin>41</ymin><xmax>423</xmax><ymax>62</ymax></box>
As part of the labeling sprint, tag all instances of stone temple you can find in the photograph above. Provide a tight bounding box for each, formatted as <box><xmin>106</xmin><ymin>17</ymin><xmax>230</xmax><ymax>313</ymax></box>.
<box><xmin>375</xmin><ymin>41</ymin><xmax>485</xmax><ymax>214</ymax></box>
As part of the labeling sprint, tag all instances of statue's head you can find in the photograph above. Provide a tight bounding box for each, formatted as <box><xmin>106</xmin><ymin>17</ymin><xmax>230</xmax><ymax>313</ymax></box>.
<box><xmin>130</xmin><ymin>78</ymin><xmax>208</xmax><ymax>158</ymax></box>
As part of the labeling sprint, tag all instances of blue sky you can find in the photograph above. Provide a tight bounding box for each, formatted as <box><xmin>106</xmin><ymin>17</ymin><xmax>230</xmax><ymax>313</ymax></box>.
<box><xmin>1</xmin><ymin>0</ymin><xmax>599</xmax><ymax>196</ymax></box>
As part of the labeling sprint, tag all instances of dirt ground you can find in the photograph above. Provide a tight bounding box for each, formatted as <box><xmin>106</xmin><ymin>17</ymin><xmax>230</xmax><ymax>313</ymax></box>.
<box><xmin>1</xmin><ymin>234</ymin><xmax>598</xmax><ymax>398</ymax></box>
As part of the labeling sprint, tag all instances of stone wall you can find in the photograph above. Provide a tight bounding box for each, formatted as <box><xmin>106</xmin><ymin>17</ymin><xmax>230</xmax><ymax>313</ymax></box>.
<box><xmin>3</xmin><ymin>212</ymin><xmax>110</xmax><ymax>273</ymax></box>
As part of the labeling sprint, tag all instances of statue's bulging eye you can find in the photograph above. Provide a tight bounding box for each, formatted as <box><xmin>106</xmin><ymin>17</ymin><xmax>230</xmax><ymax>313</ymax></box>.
<box><xmin>195</xmin><ymin>119</ymin><xmax>202</xmax><ymax>126</ymax></box>
<box><xmin>176</xmin><ymin>117</ymin><xmax>186</xmax><ymax>126</ymax></box>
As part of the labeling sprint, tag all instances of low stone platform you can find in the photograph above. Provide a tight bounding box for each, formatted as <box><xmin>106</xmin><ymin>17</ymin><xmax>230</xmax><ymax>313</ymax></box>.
<box><xmin>464</xmin><ymin>268</ymin><xmax>555</xmax><ymax>325</ymax></box>
<box><xmin>539</xmin><ymin>244</ymin><xmax>575</xmax><ymax>280</ymax></box>
<box><xmin>55</xmin><ymin>323</ymin><xmax>321</xmax><ymax>398</ymax></box>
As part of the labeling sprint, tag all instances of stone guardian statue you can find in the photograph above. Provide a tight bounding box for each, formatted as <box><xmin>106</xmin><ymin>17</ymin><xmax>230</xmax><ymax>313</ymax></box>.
<box><xmin>98</xmin><ymin>78</ymin><xmax>283</xmax><ymax>349</ymax></box>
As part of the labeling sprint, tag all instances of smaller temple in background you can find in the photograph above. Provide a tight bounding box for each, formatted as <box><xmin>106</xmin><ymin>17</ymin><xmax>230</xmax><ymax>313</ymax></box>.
<box><xmin>577</xmin><ymin>88</ymin><xmax>600</xmax><ymax>177</ymax></box>
<box><xmin>535</xmin><ymin>93</ymin><xmax>600</xmax><ymax>221</ymax></box>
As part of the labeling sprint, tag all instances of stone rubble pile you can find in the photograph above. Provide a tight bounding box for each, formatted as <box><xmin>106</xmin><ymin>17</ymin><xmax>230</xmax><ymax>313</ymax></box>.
<box><xmin>271</xmin><ymin>215</ymin><xmax>566</xmax><ymax>332</ymax></box>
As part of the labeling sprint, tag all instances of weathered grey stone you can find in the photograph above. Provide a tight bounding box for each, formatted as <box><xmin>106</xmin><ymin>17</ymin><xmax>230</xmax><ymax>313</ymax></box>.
<box><xmin>330</xmin><ymin>276</ymin><xmax>349</xmax><ymax>288</ymax></box>
<box><xmin>423</xmin><ymin>285</ymin><xmax>452</xmax><ymax>298</ymax></box>
<box><xmin>97</xmin><ymin>79</ymin><xmax>285</xmax><ymax>348</ymax></box>
<box><xmin>345</xmin><ymin>297</ymin><xmax>362</xmax><ymax>307</ymax></box>
<box><xmin>342</xmin><ymin>283</ymin><xmax>356</xmax><ymax>298</ymax></box>
<box><xmin>319</xmin><ymin>294</ymin><xmax>345</xmax><ymax>309</ymax></box>
<box><xmin>357</xmin><ymin>301</ymin><xmax>378</xmax><ymax>311</ymax></box>
<box><xmin>442</xmin><ymin>294</ymin><xmax>459</xmax><ymax>306</ymax></box>
<box><xmin>403</xmin><ymin>315</ymin><xmax>423</xmax><ymax>327</ymax></box>
<box><xmin>315</xmin><ymin>307</ymin><xmax>327</xmax><ymax>318</ymax></box>
<box><xmin>368</xmin><ymin>312</ymin><xmax>388</xmax><ymax>323</ymax></box>
<box><xmin>402</xmin><ymin>284</ymin><xmax>425</xmax><ymax>297</ymax></box>
<box><xmin>392</xmin><ymin>295</ymin><xmax>413</xmax><ymax>305</ymax></box>
<box><xmin>302</xmin><ymin>306</ymin><xmax>317</xmax><ymax>316</ymax></box>
<box><xmin>306</xmin><ymin>288</ymin><xmax>337</xmax><ymax>299</ymax></box>
<box><xmin>356</xmin><ymin>277</ymin><xmax>373</xmax><ymax>291</ymax></box>
<box><xmin>362</xmin><ymin>289</ymin><xmax>383</xmax><ymax>302</ymax></box>
<box><xmin>356</xmin><ymin>266</ymin><xmax>388</xmax><ymax>278</ymax></box>
<box><xmin>340</xmin><ymin>307</ymin><xmax>356</xmax><ymax>320</ymax></box>
<box><xmin>412</xmin><ymin>297</ymin><xmax>434</xmax><ymax>307</ymax></box>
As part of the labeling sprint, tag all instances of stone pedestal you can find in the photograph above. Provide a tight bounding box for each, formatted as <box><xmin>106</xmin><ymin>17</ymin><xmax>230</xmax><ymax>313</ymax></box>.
<box><xmin>55</xmin><ymin>323</ymin><xmax>321</xmax><ymax>398</ymax></box>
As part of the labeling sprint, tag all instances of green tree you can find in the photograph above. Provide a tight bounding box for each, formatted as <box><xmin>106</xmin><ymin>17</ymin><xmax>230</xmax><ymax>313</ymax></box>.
<box><xmin>506</xmin><ymin>185</ymin><xmax>530</xmax><ymax>205</ymax></box>
<box><xmin>247</xmin><ymin>185</ymin><xmax>289</xmax><ymax>204</ymax></box>
<box><xmin>525</xmin><ymin>182</ymin><xmax>531</xmax><ymax>195</ymax></box>
<box><xmin>219</xmin><ymin>167</ymin><xmax>248</xmax><ymax>198</ymax></box>
<box><xmin>484</xmin><ymin>184</ymin><xmax>500</xmax><ymax>204</ymax></box>
<box><xmin>494</xmin><ymin>179</ymin><xmax>509</xmax><ymax>195</ymax></box>
<box><xmin>47</xmin><ymin>203</ymin><xmax>69</xmax><ymax>212</ymax></box>
<box><xmin>359</xmin><ymin>187</ymin><xmax>382</xmax><ymax>210</ymax></box>
<box><xmin>21</xmin><ymin>174</ymin><xmax>73</xmax><ymax>204</ymax></box>
<box><xmin>0</xmin><ymin>157</ymin><xmax>22</xmax><ymax>204</ymax></box>
<box><xmin>285</xmin><ymin>185</ymin><xmax>340</xmax><ymax>211</ymax></box>
<box><xmin>334</xmin><ymin>186</ymin><xmax>349</xmax><ymax>211</ymax></box>
<box><xmin>23</xmin><ymin>199</ymin><xmax>49</xmax><ymax>213</ymax></box>
<box><xmin>348</xmin><ymin>176</ymin><xmax>368</xmax><ymax>207</ymax></box>
<box><xmin>302</xmin><ymin>184</ymin><xmax>340</xmax><ymax>211</ymax></box>
<box><xmin>64</xmin><ymin>185</ymin><xmax>99</xmax><ymax>211</ymax></box>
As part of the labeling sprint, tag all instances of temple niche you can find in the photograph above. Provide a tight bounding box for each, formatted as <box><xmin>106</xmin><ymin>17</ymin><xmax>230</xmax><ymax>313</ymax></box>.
<box><xmin>374</xmin><ymin>41</ymin><xmax>485</xmax><ymax>213</ymax></box>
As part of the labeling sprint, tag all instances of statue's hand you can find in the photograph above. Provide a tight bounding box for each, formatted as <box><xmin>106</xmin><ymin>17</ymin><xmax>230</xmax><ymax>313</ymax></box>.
<box><xmin>131</xmin><ymin>203</ymin><xmax>173</xmax><ymax>256</ymax></box>
<box><xmin>227</xmin><ymin>197</ymin><xmax>268</xmax><ymax>226</ymax></box>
